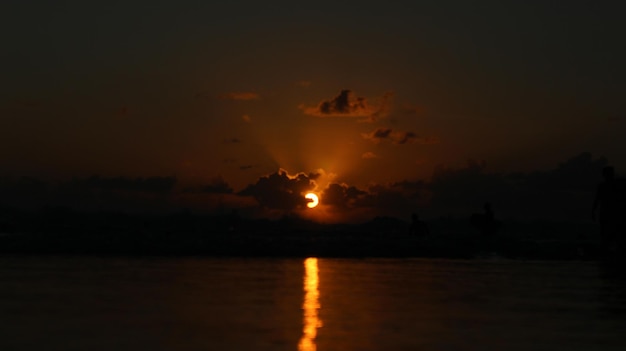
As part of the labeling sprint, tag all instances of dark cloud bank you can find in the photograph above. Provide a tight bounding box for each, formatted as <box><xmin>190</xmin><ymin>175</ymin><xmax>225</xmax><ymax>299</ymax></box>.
<box><xmin>0</xmin><ymin>153</ymin><xmax>611</xmax><ymax>223</ymax></box>
<box><xmin>239</xmin><ymin>169</ymin><xmax>319</xmax><ymax>211</ymax></box>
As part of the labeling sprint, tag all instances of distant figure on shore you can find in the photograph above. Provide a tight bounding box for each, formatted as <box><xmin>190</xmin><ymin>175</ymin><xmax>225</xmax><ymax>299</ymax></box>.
<box><xmin>471</xmin><ymin>202</ymin><xmax>499</xmax><ymax>237</ymax></box>
<box><xmin>409</xmin><ymin>213</ymin><xmax>429</xmax><ymax>237</ymax></box>
<box><xmin>592</xmin><ymin>166</ymin><xmax>626</xmax><ymax>250</ymax></box>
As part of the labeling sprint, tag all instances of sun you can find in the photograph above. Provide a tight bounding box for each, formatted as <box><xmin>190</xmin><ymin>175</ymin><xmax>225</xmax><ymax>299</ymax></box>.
<box><xmin>305</xmin><ymin>193</ymin><xmax>319</xmax><ymax>208</ymax></box>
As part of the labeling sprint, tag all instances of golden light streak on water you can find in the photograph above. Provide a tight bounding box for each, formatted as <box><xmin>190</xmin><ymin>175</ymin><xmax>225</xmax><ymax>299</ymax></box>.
<box><xmin>298</xmin><ymin>258</ymin><xmax>322</xmax><ymax>351</ymax></box>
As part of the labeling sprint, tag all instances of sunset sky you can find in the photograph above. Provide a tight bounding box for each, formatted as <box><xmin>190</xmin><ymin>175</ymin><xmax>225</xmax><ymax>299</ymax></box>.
<box><xmin>1</xmin><ymin>1</ymin><xmax>624</xmax><ymax>221</ymax></box>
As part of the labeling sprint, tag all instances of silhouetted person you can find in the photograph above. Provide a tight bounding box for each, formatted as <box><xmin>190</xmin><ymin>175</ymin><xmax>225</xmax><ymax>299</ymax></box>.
<box><xmin>471</xmin><ymin>202</ymin><xmax>498</xmax><ymax>237</ymax></box>
<box><xmin>592</xmin><ymin>166</ymin><xmax>626</xmax><ymax>250</ymax></box>
<box><xmin>409</xmin><ymin>212</ymin><xmax>429</xmax><ymax>237</ymax></box>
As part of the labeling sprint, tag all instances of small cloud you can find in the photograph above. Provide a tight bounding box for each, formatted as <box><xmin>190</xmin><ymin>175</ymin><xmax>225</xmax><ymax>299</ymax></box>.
<box><xmin>242</xmin><ymin>115</ymin><xmax>252</xmax><ymax>123</ymax></box>
<box><xmin>362</xmin><ymin>152</ymin><xmax>378</xmax><ymax>159</ymax></box>
<box><xmin>223</xmin><ymin>138</ymin><xmax>242</xmax><ymax>144</ymax></box>
<box><xmin>362</xmin><ymin>128</ymin><xmax>440</xmax><ymax>145</ymax></box>
<box><xmin>361</xmin><ymin>128</ymin><xmax>393</xmax><ymax>144</ymax></box>
<box><xmin>300</xmin><ymin>90</ymin><xmax>392</xmax><ymax>122</ymax></box>
<box><xmin>239</xmin><ymin>164</ymin><xmax>257</xmax><ymax>170</ymax></box>
<box><xmin>219</xmin><ymin>92</ymin><xmax>260</xmax><ymax>101</ymax></box>
<box><xmin>296</xmin><ymin>80</ymin><xmax>312</xmax><ymax>88</ymax></box>
<box><xmin>367</xmin><ymin>91</ymin><xmax>394</xmax><ymax>123</ymax></box>
<box><xmin>393</xmin><ymin>131</ymin><xmax>418</xmax><ymax>145</ymax></box>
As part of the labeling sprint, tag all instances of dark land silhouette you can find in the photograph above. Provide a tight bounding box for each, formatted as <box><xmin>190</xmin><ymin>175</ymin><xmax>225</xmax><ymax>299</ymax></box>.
<box><xmin>470</xmin><ymin>202</ymin><xmax>500</xmax><ymax>238</ymax></box>
<box><xmin>0</xmin><ymin>206</ymin><xmax>605</xmax><ymax>260</ymax></box>
<box><xmin>592</xmin><ymin>166</ymin><xmax>626</xmax><ymax>257</ymax></box>
<box><xmin>408</xmin><ymin>212</ymin><xmax>429</xmax><ymax>237</ymax></box>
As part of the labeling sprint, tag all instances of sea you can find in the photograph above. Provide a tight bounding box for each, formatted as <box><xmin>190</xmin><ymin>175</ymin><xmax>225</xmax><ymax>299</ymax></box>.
<box><xmin>1</xmin><ymin>256</ymin><xmax>625</xmax><ymax>351</ymax></box>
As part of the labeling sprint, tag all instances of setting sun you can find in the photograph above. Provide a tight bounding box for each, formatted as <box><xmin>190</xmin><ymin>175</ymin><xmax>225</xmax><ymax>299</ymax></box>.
<box><xmin>305</xmin><ymin>193</ymin><xmax>319</xmax><ymax>208</ymax></box>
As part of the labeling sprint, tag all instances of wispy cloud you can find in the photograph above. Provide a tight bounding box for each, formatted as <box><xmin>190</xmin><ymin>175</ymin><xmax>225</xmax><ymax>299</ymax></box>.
<box><xmin>300</xmin><ymin>90</ymin><xmax>392</xmax><ymax>122</ymax></box>
<box><xmin>362</xmin><ymin>128</ymin><xmax>439</xmax><ymax>145</ymax></box>
<box><xmin>219</xmin><ymin>92</ymin><xmax>260</xmax><ymax>101</ymax></box>
<box><xmin>223</xmin><ymin>138</ymin><xmax>242</xmax><ymax>144</ymax></box>
<box><xmin>361</xmin><ymin>128</ymin><xmax>393</xmax><ymax>144</ymax></box>
<box><xmin>394</xmin><ymin>131</ymin><xmax>418</xmax><ymax>145</ymax></box>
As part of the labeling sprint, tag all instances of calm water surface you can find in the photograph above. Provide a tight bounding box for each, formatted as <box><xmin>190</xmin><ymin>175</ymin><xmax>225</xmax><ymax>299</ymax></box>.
<box><xmin>1</xmin><ymin>256</ymin><xmax>625</xmax><ymax>351</ymax></box>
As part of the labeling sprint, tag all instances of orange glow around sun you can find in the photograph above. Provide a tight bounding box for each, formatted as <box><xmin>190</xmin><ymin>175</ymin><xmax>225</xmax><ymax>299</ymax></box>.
<box><xmin>305</xmin><ymin>193</ymin><xmax>319</xmax><ymax>208</ymax></box>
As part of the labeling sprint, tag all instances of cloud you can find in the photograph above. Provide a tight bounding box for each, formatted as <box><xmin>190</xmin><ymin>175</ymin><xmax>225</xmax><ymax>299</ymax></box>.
<box><xmin>219</xmin><ymin>92</ymin><xmax>260</xmax><ymax>101</ymax></box>
<box><xmin>362</xmin><ymin>152</ymin><xmax>378</xmax><ymax>159</ymax></box>
<box><xmin>319</xmin><ymin>181</ymin><xmax>427</xmax><ymax>219</ymax></box>
<box><xmin>362</xmin><ymin>128</ymin><xmax>439</xmax><ymax>145</ymax></box>
<box><xmin>394</xmin><ymin>131</ymin><xmax>418</xmax><ymax>145</ymax></box>
<box><xmin>242</xmin><ymin>115</ymin><xmax>252</xmax><ymax>123</ymax></box>
<box><xmin>358</xmin><ymin>92</ymin><xmax>394</xmax><ymax>123</ymax></box>
<box><xmin>239</xmin><ymin>165</ymin><xmax>257</xmax><ymax>170</ymax></box>
<box><xmin>359</xmin><ymin>182</ymin><xmax>427</xmax><ymax>214</ymax></box>
<box><xmin>238</xmin><ymin>169</ymin><xmax>320</xmax><ymax>210</ymax></box>
<box><xmin>300</xmin><ymin>90</ymin><xmax>392</xmax><ymax>122</ymax></box>
<box><xmin>111</xmin><ymin>153</ymin><xmax>626</xmax><ymax>221</ymax></box>
<box><xmin>427</xmin><ymin>152</ymin><xmax>610</xmax><ymax>220</ymax></box>
<box><xmin>361</xmin><ymin>128</ymin><xmax>393</xmax><ymax>144</ymax></box>
<box><xmin>321</xmin><ymin>183</ymin><xmax>367</xmax><ymax>209</ymax></box>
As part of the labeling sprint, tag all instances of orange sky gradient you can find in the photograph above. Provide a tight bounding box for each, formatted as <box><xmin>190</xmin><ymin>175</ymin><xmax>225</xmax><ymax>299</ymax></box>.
<box><xmin>1</xmin><ymin>1</ymin><xmax>624</xmax><ymax>222</ymax></box>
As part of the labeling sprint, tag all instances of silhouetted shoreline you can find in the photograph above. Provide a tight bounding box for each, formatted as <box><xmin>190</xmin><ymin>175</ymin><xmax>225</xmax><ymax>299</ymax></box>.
<box><xmin>0</xmin><ymin>209</ymin><xmax>607</xmax><ymax>260</ymax></box>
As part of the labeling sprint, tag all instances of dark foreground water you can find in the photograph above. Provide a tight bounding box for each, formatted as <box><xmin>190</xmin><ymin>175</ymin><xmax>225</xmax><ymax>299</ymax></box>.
<box><xmin>1</xmin><ymin>256</ymin><xmax>625</xmax><ymax>351</ymax></box>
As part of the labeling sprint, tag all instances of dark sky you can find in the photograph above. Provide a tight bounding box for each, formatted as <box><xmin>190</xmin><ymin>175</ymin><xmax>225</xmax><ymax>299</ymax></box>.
<box><xmin>1</xmin><ymin>1</ymin><xmax>624</xmax><ymax>221</ymax></box>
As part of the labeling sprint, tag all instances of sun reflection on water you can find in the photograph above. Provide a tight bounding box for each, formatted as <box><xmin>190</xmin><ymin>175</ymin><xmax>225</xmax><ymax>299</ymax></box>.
<box><xmin>298</xmin><ymin>257</ymin><xmax>322</xmax><ymax>351</ymax></box>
